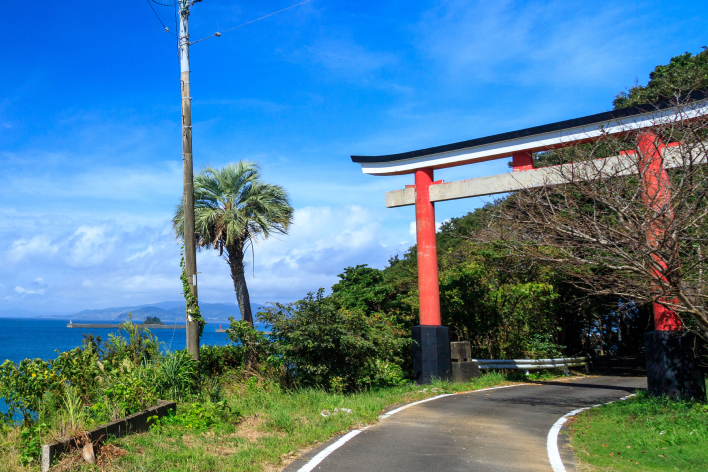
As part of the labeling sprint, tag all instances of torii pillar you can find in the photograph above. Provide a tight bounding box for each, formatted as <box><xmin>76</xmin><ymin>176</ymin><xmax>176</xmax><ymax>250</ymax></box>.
<box><xmin>638</xmin><ymin>132</ymin><xmax>706</xmax><ymax>401</ymax></box>
<box><xmin>411</xmin><ymin>168</ymin><xmax>450</xmax><ymax>383</ymax></box>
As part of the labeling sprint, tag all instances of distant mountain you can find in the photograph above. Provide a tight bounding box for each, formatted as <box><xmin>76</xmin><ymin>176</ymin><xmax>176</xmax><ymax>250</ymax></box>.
<box><xmin>148</xmin><ymin>301</ymin><xmax>185</xmax><ymax>311</ymax></box>
<box><xmin>68</xmin><ymin>301</ymin><xmax>265</xmax><ymax>324</ymax></box>
<box><xmin>0</xmin><ymin>301</ymin><xmax>267</xmax><ymax>323</ymax></box>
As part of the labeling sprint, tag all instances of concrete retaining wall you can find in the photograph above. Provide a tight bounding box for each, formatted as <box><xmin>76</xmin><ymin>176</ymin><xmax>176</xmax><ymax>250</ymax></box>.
<box><xmin>41</xmin><ymin>400</ymin><xmax>176</xmax><ymax>472</ymax></box>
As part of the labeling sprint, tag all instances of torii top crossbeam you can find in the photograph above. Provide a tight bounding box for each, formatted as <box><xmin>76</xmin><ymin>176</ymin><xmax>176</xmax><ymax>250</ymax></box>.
<box><xmin>353</xmin><ymin>91</ymin><xmax>708</xmax><ymax>176</ymax></box>
<box><xmin>351</xmin><ymin>91</ymin><xmax>708</xmax><ymax>330</ymax></box>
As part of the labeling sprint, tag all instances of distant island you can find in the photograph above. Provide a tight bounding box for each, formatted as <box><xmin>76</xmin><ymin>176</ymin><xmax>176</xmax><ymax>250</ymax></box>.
<box><xmin>0</xmin><ymin>301</ymin><xmax>265</xmax><ymax>324</ymax></box>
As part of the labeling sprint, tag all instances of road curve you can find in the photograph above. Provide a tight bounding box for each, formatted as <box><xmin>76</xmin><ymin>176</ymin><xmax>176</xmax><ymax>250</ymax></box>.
<box><xmin>284</xmin><ymin>376</ymin><xmax>646</xmax><ymax>472</ymax></box>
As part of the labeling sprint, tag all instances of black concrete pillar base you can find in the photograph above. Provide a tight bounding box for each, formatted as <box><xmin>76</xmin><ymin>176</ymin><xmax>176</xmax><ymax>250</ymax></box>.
<box><xmin>412</xmin><ymin>325</ymin><xmax>451</xmax><ymax>384</ymax></box>
<box><xmin>645</xmin><ymin>331</ymin><xmax>706</xmax><ymax>401</ymax></box>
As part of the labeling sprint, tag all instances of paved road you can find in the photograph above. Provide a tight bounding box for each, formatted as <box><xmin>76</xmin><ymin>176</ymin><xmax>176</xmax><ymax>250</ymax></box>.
<box><xmin>285</xmin><ymin>376</ymin><xmax>646</xmax><ymax>472</ymax></box>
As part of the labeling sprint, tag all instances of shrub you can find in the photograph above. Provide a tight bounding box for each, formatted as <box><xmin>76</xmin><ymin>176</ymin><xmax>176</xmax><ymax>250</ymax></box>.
<box><xmin>199</xmin><ymin>345</ymin><xmax>244</xmax><ymax>377</ymax></box>
<box><xmin>258</xmin><ymin>289</ymin><xmax>409</xmax><ymax>392</ymax></box>
<box><xmin>160</xmin><ymin>401</ymin><xmax>233</xmax><ymax>431</ymax></box>
<box><xmin>0</xmin><ymin>359</ymin><xmax>54</xmax><ymax>426</ymax></box>
<box><xmin>51</xmin><ymin>346</ymin><xmax>102</xmax><ymax>403</ymax></box>
<box><xmin>104</xmin><ymin>360</ymin><xmax>158</xmax><ymax>419</ymax></box>
<box><xmin>224</xmin><ymin>319</ymin><xmax>270</xmax><ymax>367</ymax></box>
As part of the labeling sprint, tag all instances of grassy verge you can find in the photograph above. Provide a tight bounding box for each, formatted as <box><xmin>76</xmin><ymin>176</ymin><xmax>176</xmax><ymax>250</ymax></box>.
<box><xmin>54</xmin><ymin>372</ymin><xmax>522</xmax><ymax>472</ymax></box>
<box><xmin>568</xmin><ymin>391</ymin><xmax>708</xmax><ymax>472</ymax></box>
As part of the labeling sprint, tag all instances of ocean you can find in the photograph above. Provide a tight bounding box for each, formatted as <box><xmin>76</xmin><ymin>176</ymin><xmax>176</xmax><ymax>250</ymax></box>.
<box><xmin>0</xmin><ymin>317</ymin><xmax>262</xmax><ymax>419</ymax></box>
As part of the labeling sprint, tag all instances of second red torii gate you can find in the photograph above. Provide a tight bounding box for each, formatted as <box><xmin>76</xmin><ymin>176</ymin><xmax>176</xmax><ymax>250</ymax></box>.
<box><xmin>351</xmin><ymin>92</ymin><xmax>708</xmax><ymax>385</ymax></box>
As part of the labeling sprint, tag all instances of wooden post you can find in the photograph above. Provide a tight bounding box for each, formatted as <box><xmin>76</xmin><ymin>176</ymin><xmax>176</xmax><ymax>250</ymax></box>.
<box><xmin>179</xmin><ymin>1</ymin><xmax>200</xmax><ymax>360</ymax></box>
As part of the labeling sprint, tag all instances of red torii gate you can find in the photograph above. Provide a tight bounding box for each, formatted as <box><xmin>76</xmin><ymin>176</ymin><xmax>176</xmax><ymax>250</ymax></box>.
<box><xmin>352</xmin><ymin>93</ymin><xmax>708</xmax><ymax>392</ymax></box>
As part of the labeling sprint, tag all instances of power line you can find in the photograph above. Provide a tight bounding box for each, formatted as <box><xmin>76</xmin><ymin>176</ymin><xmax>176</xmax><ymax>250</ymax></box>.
<box><xmin>149</xmin><ymin>0</ymin><xmax>175</xmax><ymax>6</ymax></box>
<box><xmin>146</xmin><ymin>0</ymin><xmax>176</xmax><ymax>36</ymax></box>
<box><xmin>190</xmin><ymin>0</ymin><xmax>314</xmax><ymax>45</ymax></box>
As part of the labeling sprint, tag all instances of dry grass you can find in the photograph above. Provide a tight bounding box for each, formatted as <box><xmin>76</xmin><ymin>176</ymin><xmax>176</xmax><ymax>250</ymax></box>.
<box><xmin>0</xmin><ymin>428</ymin><xmax>31</xmax><ymax>472</ymax></box>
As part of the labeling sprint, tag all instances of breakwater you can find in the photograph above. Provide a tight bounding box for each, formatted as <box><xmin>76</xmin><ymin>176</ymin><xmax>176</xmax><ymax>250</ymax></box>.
<box><xmin>67</xmin><ymin>323</ymin><xmax>185</xmax><ymax>329</ymax></box>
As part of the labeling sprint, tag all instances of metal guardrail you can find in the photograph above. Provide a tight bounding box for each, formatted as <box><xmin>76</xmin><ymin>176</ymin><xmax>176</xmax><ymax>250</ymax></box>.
<box><xmin>471</xmin><ymin>357</ymin><xmax>589</xmax><ymax>376</ymax></box>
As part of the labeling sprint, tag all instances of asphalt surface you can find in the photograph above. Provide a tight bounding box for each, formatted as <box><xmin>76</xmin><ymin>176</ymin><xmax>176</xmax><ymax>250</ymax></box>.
<box><xmin>284</xmin><ymin>376</ymin><xmax>646</xmax><ymax>472</ymax></box>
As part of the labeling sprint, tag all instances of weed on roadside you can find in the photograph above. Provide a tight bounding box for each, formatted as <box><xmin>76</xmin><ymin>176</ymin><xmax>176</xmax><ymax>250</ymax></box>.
<box><xmin>569</xmin><ymin>391</ymin><xmax>708</xmax><ymax>472</ymax></box>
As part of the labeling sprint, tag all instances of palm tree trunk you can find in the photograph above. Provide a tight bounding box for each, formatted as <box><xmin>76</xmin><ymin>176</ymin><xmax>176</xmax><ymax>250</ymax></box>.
<box><xmin>226</xmin><ymin>243</ymin><xmax>253</xmax><ymax>325</ymax></box>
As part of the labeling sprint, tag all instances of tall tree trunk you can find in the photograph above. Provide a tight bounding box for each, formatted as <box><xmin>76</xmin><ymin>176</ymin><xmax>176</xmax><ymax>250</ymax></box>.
<box><xmin>226</xmin><ymin>242</ymin><xmax>253</xmax><ymax>325</ymax></box>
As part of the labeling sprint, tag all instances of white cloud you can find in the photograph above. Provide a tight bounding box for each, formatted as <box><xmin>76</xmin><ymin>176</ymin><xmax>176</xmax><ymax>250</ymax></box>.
<box><xmin>126</xmin><ymin>245</ymin><xmax>154</xmax><ymax>262</ymax></box>
<box><xmin>192</xmin><ymin>205</ymin><xmax>401</xmax><ymax>304</ymax></box>
<box><xmin>15</xmin><ymin>286</ymin><xmax>44</xmax><ymax>295</ymax></box>
<box><xmin>68</xmin><ymin>225</ymin><xmax>117</xmax><ymax>267</ymax></box>
<box><xmin>8</xmin><ymin>235</ymin><xmax>59</xmax><ymax>262</ymax></box>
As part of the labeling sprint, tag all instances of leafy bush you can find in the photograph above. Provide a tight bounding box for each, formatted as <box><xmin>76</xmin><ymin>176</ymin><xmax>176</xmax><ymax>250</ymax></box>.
<box><xmin>161</xmin><ymin>401</ymin><xmax>234</xmax><ymax>431</ymax></box>
<box><xmin>224</xmin><ymin>319</ymin><xmax>271</xmax><ymax>366</ymax></box>
<box><xmin>51</xmin><ymin>345</ymin><xmax>102</xmax><ymax>402</ymax></box>
<box><xmin>0</xmin><ymin>359</ymin><xmax>53</xmax><ymax>426</ymax></box>
<box><xmin>199</xmin><ymin>345</ymin><xmax>244</xmax><ymax>377</ymax></box>
<box><xmin>258</xmin><ymin>289</ymin><xmax>409</xmax><ymax>392</ymax></box>
<box><xmin>17</xmin><ymin>422</ymin><xmax>47</xmax><ymax>465</ymax></box>
<box><xmin>104</xmin><ymin>360</ymin><xmax>158</xmax><ymax>419</ymax></box>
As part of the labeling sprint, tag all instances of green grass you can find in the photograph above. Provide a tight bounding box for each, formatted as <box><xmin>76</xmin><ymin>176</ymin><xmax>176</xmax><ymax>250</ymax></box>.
<box><xmin>569</xmin><ymin>391</ymin><xmax>708</xmax><ymax>472</ymax></box>
<box><xmin>88</xmin><ymin>372</ymin><xmax>517</xmax><ymax>472</ymax></box>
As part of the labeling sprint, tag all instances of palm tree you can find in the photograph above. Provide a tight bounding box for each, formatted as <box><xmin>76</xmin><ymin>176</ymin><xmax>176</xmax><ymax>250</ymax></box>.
<box><xmin>173</xmin><ymin>162</ymin><xmax>294</xmax><ymax>325</ymax></box>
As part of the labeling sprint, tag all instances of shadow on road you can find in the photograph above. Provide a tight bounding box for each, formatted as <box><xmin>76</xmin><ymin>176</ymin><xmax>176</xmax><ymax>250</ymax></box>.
<box><xmin>525</xmin><ymin>380</ymin><xmax>646</xmax><ymax>393</ymax></box>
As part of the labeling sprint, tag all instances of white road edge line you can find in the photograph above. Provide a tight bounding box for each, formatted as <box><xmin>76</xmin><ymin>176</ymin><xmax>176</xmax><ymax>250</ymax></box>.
<box><xmin>296</xmin><ymin>383</ymin><xmax>526</xmax><ymax>472</ymax></box>
<box><xmin>547</xmin><ymin>394</ymin><xmax>636</xmax><ymax>472</ymax></box>
<box><xmin>297</xmin><ymin>428</ymin><xmax>367</xmax><ymax>472</ymax></box>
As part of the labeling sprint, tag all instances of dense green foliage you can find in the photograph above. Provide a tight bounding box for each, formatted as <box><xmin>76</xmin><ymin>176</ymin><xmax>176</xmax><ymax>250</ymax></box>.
<box><xmin>144</xmin><ymin>317</ymin><xmax>164</xmax><ymax>325</ymax></box>
<box><xmin>257</xmin><ymin>289</ymin><xmax>409</xmax><ymax>391</ymax></box>
<box><xmin>614</xmin><ymin>48</ymin><xmax>708</xmax><ymax>109</ymax></box>
<box><xmin>570</xmin><ymin>391</ymin><xmax>708</xmax><ymax>471</ymax></box>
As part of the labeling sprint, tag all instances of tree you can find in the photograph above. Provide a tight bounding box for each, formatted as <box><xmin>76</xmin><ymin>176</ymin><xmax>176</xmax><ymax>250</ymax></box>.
<box><xmin>477</xmin><ymin>106</ymin><xmax>708</xmax><ymax>337</ymax></box>
<box><xmin>173</xmin><ymin>162</ymin><xmax>294</xmax><ymax>325</ymax></box>
<box><xmin>614</xmin><ymin>48</ymin><xmax>708</xmax><ymax>109</ymax></box>
<box><xmin>144</xmin><ymin>316</ymin><xmax>163</xmax><ymax>325</ymax></box>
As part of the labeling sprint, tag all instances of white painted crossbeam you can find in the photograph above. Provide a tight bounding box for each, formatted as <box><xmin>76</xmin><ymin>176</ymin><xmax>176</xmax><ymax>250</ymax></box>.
<box><xmin>385</xmin><ymin>145</ymin><xmax>706</xmax><ymax>208</ymax></box>
<box><xmin>358</xmin><ymin>99</ymin><xmax>708</xmax><ymax>175</ymax></box>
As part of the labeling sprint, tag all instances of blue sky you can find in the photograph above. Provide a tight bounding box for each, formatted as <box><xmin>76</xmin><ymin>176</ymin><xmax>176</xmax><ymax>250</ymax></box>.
<box><xmin>1</xmin><ymin>0</ymin><xmax>705</xmax><ymax>314</ymax></box>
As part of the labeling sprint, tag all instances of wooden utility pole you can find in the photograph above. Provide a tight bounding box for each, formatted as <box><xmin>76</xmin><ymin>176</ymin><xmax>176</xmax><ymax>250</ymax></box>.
<box><xmin>179</xmin><ymin>0</ymin><xmax>200</xmax><ymax>360</ymax></box>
